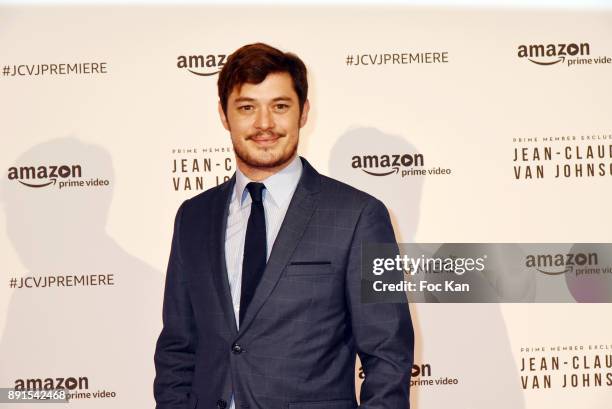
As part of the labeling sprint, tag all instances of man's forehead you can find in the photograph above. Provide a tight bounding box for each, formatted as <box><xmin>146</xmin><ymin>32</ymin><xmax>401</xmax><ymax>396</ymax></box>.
<box><xmin>230</xmin><ymin>72</ymin><xmax>297</xmax><ymax>101</ymax></box>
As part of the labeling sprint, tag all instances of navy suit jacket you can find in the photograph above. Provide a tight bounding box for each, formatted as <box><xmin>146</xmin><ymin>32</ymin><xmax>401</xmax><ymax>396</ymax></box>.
<box><xmin>154</xmin><ymin>157</ymin><xmax>414</xmax><ymax>409</ymax></box>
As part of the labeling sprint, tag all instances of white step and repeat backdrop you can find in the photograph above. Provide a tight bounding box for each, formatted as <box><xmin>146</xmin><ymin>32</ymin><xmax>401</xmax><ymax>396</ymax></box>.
<box><xmin>1</xmin><ymin>4</ymin><xmax>611</xmax><ymax>409</ymax></box>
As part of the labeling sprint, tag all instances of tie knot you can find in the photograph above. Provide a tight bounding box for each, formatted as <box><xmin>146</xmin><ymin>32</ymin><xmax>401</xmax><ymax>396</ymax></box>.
<box><xmin>246</xmin><ymin>182</ymin><xmax>266</xmax><ymax>203</ymax></box>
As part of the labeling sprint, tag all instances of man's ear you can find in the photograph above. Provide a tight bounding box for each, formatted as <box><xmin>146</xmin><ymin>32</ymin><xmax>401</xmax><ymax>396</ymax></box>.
<box><xmin>218</xmin><ymin>102</ymin><xmax>230</xmax><ymax>131</ymax></box>
<box><xmin>299</xmin><ymin>99</ymin><xmax>310</xmax><ymax>128</ymax></box>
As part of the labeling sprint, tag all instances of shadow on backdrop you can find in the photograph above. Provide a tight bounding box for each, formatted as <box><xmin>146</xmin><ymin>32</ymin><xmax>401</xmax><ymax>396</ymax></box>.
<box><xmin>0</xmin><ymin>138</ymin><xmax>162</xmax><ymax>408</ymax></box>
<box><xmin>328</xmin><ymin>127</ymin><xmax>524</xmax><ymax>409</ymax></box>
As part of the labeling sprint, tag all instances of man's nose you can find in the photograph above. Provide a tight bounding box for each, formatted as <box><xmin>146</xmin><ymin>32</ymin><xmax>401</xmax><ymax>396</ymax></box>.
<box><xmin>254</xmin><ymin>108</ymin><xmax>274</xmax><ymax>130</ymax></box>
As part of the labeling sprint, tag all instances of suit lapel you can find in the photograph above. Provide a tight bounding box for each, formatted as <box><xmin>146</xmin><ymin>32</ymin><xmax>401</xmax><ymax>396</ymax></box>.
<box><xmin>237</xmin><ymin>158</ymin><xmax>321</xmax><ymax>336</ymax></box>
<box><xmin>209</xmin><ymin>176</ymin><xmax>239</xmax><ymax>336</ymax></box>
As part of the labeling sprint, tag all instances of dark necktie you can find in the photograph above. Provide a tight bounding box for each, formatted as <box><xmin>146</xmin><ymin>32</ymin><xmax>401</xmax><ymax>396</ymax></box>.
<box><xmin>239</xmin><ymin>182</ymin><xmax>267</xmax><ymax>325</ymax></box>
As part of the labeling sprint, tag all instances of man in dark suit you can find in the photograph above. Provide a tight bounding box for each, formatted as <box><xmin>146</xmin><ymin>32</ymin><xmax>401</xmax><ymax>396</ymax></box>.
<box><xmin>154</xmin><ymin>43</ymin><xmax>414</xmax><ymax>409</ymax></box>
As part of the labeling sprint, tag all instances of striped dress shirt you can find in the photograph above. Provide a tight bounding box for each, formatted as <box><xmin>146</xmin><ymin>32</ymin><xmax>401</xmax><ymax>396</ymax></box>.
<box><xmin>224</xmin><ymin>154</ymin><xmax>303</xmax><ymax>327</ymax></box>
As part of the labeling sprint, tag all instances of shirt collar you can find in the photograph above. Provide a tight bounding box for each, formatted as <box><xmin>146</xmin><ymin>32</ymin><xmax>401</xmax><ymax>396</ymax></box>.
<box><xmin>234</xmin><ymin>155</ymin><xmax>303</xmax><ymax>209</ymax></box>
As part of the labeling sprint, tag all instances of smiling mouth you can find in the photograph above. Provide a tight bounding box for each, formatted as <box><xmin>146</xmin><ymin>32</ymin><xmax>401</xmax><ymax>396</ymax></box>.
<box><xmin>249</xmin><ymin>134</ymin><xmax>282</xmax><ymax>145</ymax></box>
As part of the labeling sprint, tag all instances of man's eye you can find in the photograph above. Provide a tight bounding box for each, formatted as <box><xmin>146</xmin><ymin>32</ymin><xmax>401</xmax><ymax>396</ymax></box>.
<box><xmin>238</xmin><ymin>105</ymin><xmax>253</xmax><ymax>112</ymax></box>
<box><xmin>274</xmin><ymin>104</ymin><xmax>289</xmax><ymax>111</ymax></box>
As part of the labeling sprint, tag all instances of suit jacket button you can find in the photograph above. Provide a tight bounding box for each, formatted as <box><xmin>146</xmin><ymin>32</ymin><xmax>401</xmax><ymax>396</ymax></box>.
<box><xmin>231</xmin><ymin>343</ymin><xmax>243</xmax><ymax>354</ymax></box>
<box><xmin>216</xmin><ymin>399</ymin><xmax>227</xmax><ymax>409</ymax></box>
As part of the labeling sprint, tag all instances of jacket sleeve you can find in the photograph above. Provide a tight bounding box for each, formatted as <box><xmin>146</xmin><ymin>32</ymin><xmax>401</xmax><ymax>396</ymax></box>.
<box><xmin>345</xmin><ymin>197</ymin><xmax>414</xmax><ymax>409</ymax></box>
<box><xmin>154</xmin><ymin>202</ymin><xmax>197</xmax><ymax>409</ymax></box>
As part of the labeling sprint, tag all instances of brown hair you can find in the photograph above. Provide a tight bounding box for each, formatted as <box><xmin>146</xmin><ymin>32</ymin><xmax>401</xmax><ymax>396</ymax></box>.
<box><xmin>218</xmin><ymin>43</ymin><xmax>308</xmax><ymax>116</ymax></box>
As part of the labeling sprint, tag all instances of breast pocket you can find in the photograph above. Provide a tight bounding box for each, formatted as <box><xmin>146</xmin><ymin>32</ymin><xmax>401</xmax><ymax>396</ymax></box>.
<box><xmin>284</xmin><ymin>262</ymin><xmax>333</xmax><ymax>277</ymax></box>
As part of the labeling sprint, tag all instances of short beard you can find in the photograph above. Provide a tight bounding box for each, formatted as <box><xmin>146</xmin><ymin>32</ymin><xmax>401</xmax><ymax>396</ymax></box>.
<box><xmin>233</xmin><ymin>133</ymin><xmax>298</xmax><ymax>169</ymax></box>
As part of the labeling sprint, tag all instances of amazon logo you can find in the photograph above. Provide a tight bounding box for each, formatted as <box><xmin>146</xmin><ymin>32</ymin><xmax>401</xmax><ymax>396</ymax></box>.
<box><xmin>7</xmin><ymin>164</ymin><xmax>82</xmax><ymax>188</ymax></box>
<box><xmin>359</xmin><ymin>363</ymin><xmax>431</xmax><ymax>379</ymax></box>
<box><xmin>15</xmin><ymin>376</ymin><xmax>89</xmax><ymax>391</ymax></box>
<box><xmin>517</xmin><ymin>42</ymin><xmax>590</xmax><ymax>66</ymax></box>
<box><xmin>351</xmin><ymin>154</ymin><xmax>424</xmax><ymax>177</ymax></box>
<box><xmin>177</xmin><ymin>54</ymin><xmax>227</xmax><ymax>76</ymax></box>
<box><xmin>525</xmin><ymin>252</ymin><xmax>598</xmax><ymax>275</ymax></box>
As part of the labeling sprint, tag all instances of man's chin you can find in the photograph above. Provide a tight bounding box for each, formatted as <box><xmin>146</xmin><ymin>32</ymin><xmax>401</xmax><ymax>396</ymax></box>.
<box><xmin>245</xmin><ymin>157</ymin><xmax>290</xmax><ymax>169</ymax></box>
<box><xmin>238</xmin><ymin>150</ymin><xmax>296</xmax><ymax>170</ymax></box>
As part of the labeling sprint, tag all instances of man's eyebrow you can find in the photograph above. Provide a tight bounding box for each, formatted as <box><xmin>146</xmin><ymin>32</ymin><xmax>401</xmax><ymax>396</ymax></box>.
<box><xmin>233</xmin><ymin>97</ymin><xmax>255</xmax><ymax>103</ymax></box>
<box><xmin>232</xmin><ymin>96</ymin><xmax>294</xmax><ymax>103</ymax></box>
